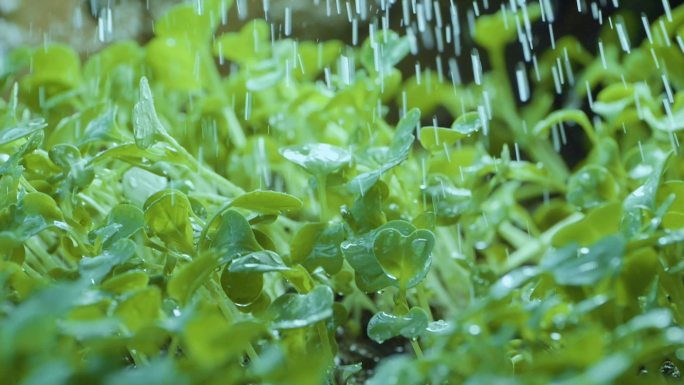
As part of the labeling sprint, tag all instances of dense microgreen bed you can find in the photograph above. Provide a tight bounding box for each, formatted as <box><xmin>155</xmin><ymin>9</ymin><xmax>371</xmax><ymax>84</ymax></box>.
<box><xmin>1</xmin><ymin>1</ymin><xmax>684</xmax><ymax>384</ymax></box>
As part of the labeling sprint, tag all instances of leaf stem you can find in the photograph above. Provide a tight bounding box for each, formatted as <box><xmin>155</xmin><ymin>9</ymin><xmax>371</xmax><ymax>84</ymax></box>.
<box><xmin>410</xmin><ymin>338</ymin><xmax>424</xmax><ymax>359</ymax></box>
<box><xmin>207</xmin><ymin>277</ymin><xmax>260</xmax><ymax>363</ymax></box>
<box><xmin>316</xmin><ymin>321</ymin><xmax>338</xmax><ymax>385</ymax></box>
<box><xmin>316</xmin><ymin>175</ymin><xmax>328</xmax><ymax>222</ymax></box>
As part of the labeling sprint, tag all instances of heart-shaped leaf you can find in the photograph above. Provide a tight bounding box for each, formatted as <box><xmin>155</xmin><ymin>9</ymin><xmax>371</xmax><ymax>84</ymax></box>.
<box><xmin>367</xmin><ymin>307</ymin><xmax>429</xmax><ymax>343</ymax></box>
<box><xmin>372</xmin><ymin>228</ymin><xmax>435</xmax><ymax>289</ymax></box>
<box><xmin>342</xmin><ymin>221</ymin><xmax>418</xmax><ymax>293</ymax></box>
<box><xmin>268</xmin><ymin>285</ymin><xmax>334</xmax><ymax>330</ymax></box>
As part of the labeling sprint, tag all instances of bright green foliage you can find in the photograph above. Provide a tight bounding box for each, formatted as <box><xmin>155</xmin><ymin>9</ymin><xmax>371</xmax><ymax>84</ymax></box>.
<box><xmin>367</xmin><ymin>307</ymin><xmax>429</xmax><ymax>343</ymax></box>
<box><xmin>372</xmin><ymin>227</ymin><xmax>434</xmax><ymax>290</ymax></box>
<box><xmin>268</xmin><ymin>285</ymin><xmax>334</xmax><ymax>330</ymax></box>
<box><xmin>1</xmin><ymin>1</ymin><xmax>684</xmax><ymax>384</ymax></box>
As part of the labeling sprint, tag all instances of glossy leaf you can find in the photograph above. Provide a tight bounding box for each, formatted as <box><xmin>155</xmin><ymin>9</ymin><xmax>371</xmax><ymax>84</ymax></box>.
<box><xmin>268</xmin><ymin>285</ymin><xmax>334</xmax><ymax>330</ymax></box>
<box><xmin>341</xmin><ymin>221</ymin><xmax>418</xmax><ymax>293</ymax></box>
<box><xmin>228</xmin><ymin>250</ymin><xmax>289</xmax><ymax>273</ymax></box>
<box><xmin>79</xmin><ymin>239</ymin><xmax>136</xmax><ymax>284</ymax></box>
<box><xmin>133</xmin><ymin>77</ymin><xmax>166</xmax><ymax>149</ymax></box>
<box><xmin>221</xmin><ymin>269</ymin><xmax>263</xmax><ymax>305</ymax></box>
<box><xmin>168</xmin><ymin>252</ymin><xmax>220</xmax><ymax>305</ymax></box>
<box><xmin>143</xmin><ymin>190</ymin><xmax>194</xmax><ymax>253</ymax></box>
<box><xmin>541</xmin><ymin>235</ymin><xmax>625</xmax><ymax>286</ymax></box>
<box><xmin>230</xmin><ymin>190</ymin><xmax>303</xmax><ymax>214</ymax></box>
<box><xmin>279</xmin><ymin>143</ymin><xmax>351</xmax><ymax>176</ymax></box>
<box><xmin>290</xmin><ymin>222</ymin><xmax>345</xmax><ymax>274</ymax></box>
<box><xmin>367</xmin><ymin>307</ymin><xmax>429</xmax><ymax>343</ymax></box>
<box><xmin>372</xmin><ymin>227</ymin><xmax>435</xmax><ymax>289</ymax></box>
<box><xmin>201</xmin><ymin>209</ymin><xmax>262</xmax><ymax>262</ymax></box>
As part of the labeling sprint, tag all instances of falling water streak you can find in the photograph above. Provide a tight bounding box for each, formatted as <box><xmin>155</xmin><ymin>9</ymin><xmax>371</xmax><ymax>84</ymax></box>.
<box><xmin>502</xmin><ymin>4</ymin><xmax>510</xmax><ymax>29</ymax></box>
<box><xmin>586</xmin><ymin>81</ymin><xmax>594</xmax><ymax>110</ymax></box>
<box><xmin>563</xmin><ymin>48</ymin><xmax>575</xmax><ymax>86</ymax></box>
<box><xmin>615</xmin><ymin>21</ymin><xmax>631</xmax><ymax>54</ymax></box>
<box><xmin>236</xmin><ymin>0</ymin><xmax>247</xmax><ymax>19</ymax></box>
<box><xmin>598</xmin><ymin>40</ymin><xmax>607</xmax><ymax>69</ymax></box>
<box><xmin>194</xmin><ymin>0</ymin><xmax>204</xmax><ymax>15</ymax></box>
<box><xmin>641</xmin><ymin>15</ymin><xmax>654</xmax><ymax>44</ymax></box>
<box><xmin>662</xmin><ymin>0</ymin><xmax>673</xmax><ymax>22</ymax></box>
<box><xmin>284</xmin><ymin>7</ymin><xmax>292</xmax><ymax>36</ymax></box>
<box><xmin>659</xmin><ymin>20</ymin><xmax>671</xmax><ymax>47</ymax></box>
<box><xmin>449</xmin><ymin>58</ymin><xmax>462</xmax><ymax>85</ymax></box>
<box><xmin>515</xmin><ymin>63</ymin><xmax>530</xmax><ymax>102</ymax></box>
<box><xmin>434</xmin><ymin>1</ymin><xmax>443</xmax><ymax>28</ymax></box>
<box><xmin>542</xmin><ymin>0</ymin><xmax>554</xmax><ymax>22</ymax></box>
<box><xmin>662</xmin><ymin>74</ymin><xmax>674</xmax><ymax>105</ymax></box>
<box><xmin>471</xmin><ymin>49</ymin><xmax>482</xmax><ymax>86</ymax></box>
<box><xmin>478</xmin><ymin>106</ymin><xmax>488</xmax><ymax>136</ymax></box>
<box><xmin>663</xmin><ymin>100</ymin><xmax>679</xmax><ymax>154</ymax></box>
<box><xmin>559</xmin><ymin>122</ymin><xmax>567</xmax><ymax>146</ymax></box>
<box><xmin>352</xmin><ymin>18</ymin><xmax>359</xmax><ymax>45</ymax></box>
<box><xmin>436</xmin><ymin>55</ymin><xmax>444</xmax><ymax>83</ymax></box>
<box><xmin>551</xmin><ymin>66</ymin><xmax>562</xmax><ymax>94</ymax></box>
<box><xmin>245</xmin><ymin>92</ymin><xmax>252</xmax><ymax>120</ymax></box>
<box><xmin>532</xmin><ymin>55</ymin><xmax>541</xmax><ymax>81</ymax></box>
<box><xmin>650</xmin><ymin>47</ymin><xmax>661</xmax><ymax>69</ymax></box>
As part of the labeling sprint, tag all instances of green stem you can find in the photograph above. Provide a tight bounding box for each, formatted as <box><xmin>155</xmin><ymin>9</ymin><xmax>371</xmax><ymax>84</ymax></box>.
<box><xmin>317</xmin><ymin>175</ymin><xmax>328</xmax><ymax>222</ymax></box>
<box><xmin>316</xmin><ymin>321</ymin><xmax>337</xmax><ymax>385</ymax></box>
<box><xmin>410</xmin><ymin>339</ymin><xmax>424</xmax><ymax>359</ymax></box>
<box><xmin>207</xmin><ymin>278</ymin><xmax>260</xmax><ymax>363</ymax></box>
<box><xmin>416</xmin><ymin>285</ymin><xmax>433</xmax><ymax>321</ymax></box>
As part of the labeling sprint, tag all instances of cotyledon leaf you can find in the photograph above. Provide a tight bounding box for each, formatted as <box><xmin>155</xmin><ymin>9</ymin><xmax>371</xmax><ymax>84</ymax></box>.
<box><xmin>367</xmin><ymin>307</ymin><xmax>430</xmax><ymax>343</ymax></box>
<box><xmin>268</xmin><ymin>285</ymin><xmax>334</xmax><ymax>330</ymax></box>
<box><xmin>372</xmin><ymin>227</ymin><xmax>435</xmax><ymax>290</ymax></box>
